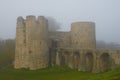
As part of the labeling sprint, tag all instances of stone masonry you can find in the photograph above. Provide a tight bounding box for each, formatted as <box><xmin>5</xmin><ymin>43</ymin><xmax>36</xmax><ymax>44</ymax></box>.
<box><xmin>15</xmin><ymin>16</ymin><xmax>49</xmax><ymax>70</ymax></box>
<box><xmin>15</xmin><ymin>15</ymin><xmax>120</xmax><ymax>72</ymax></box>
<box><xmin>71</xmin><ymin>22</ymin><xmax>96</xmax><ymax>49</ymax></box>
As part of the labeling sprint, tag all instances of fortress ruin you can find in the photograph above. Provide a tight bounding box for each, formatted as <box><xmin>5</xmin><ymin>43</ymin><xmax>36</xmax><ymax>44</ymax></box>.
<box><xmin>14</xmin><ymin>15</ymin><xmax>120</xmax><ymax>73</ymax></box>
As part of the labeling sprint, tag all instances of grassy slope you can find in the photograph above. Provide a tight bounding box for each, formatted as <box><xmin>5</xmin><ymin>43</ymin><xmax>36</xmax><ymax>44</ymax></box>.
<box><xmin>0</xmin><ymin>66</ymin><xmax>120</xmax><ymax>80</ymax></box>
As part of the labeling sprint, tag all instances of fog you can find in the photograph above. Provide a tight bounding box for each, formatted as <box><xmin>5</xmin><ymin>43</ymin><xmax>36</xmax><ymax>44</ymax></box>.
<box><xmin>0</xmin><ymin>0</ymin><xmax>120</xmax><ymax>43</ymax></box>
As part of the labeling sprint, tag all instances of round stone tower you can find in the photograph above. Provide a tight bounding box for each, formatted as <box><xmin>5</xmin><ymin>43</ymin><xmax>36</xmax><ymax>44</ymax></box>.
<box><xmin>71</xmin><ymin>22</ymin><xmax>96</xmax><ymax>49</ymax></box>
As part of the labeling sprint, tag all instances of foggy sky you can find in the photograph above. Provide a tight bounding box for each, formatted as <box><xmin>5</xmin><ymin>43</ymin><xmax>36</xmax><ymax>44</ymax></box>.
<box><xmin>0</xmin><ymin>0</ymin><xmax>120</xmax><ymax>43</ymax></box>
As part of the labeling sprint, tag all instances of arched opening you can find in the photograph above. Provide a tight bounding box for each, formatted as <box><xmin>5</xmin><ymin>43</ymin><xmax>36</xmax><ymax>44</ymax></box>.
<box><xmin>85</xmin><ymin>52</ymin><xmax>93</xmax><ymax>71</ymax></box>
<box><xmin>73</xmin><ymin>51</ymin><xmax>80</xmax><ymax>69</ymax></box>
<box><xmin>49</xmin><ymin>38</ymin><xmax>60</xmax><ymax>66</ymax></box>
<box><xmin>100</xmin><ymin>53</ymin><xmax>111</xmax><ymax>72</ymax></box>
<box><xmin>61</xmin><ymin>53</ymin><xmax>65</xmax><ymax>66</ymax></box>
<box><xmin>64</xmin><ymin>51</ymin><xmax>69</xmax><ymax>66</ymax></box>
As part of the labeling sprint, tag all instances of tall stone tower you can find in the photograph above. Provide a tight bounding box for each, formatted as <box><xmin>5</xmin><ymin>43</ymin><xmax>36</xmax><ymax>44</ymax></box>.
<box><xmin>15</xmin><ymin>15</ymin><xmax>49</xmax><ymax>70</ymax></box>
<box><xmin>71</xmin><ymin>22</ymin><xmax>96</xmax><ymax>49</ymax></box>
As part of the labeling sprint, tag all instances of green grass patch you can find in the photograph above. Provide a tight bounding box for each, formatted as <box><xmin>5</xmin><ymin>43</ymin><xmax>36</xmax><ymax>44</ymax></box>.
<box><xmin>0</xmin><ymin>66</ymin><xmax>120</xmax><ymax>80</ymax></box>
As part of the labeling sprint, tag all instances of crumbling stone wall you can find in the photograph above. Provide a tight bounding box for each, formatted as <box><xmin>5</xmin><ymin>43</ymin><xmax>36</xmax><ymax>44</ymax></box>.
<box><xmin>56</xmin><ymin>48</ymin><xmax>120</xmax><ymax>73</ymax></box>
<box><xmin>15</xmin><ymin>16</ymin><xmax>49</xmax><ymax>70</ymax></box>
<box><xmin>48</xmin><ymin>32</ymin><xmax>71</xmax><ymax>66</ymax></box>
<box><xmin>49</xmin><ymin>32</ymin><xmax>71</xmax><ymax>48</ymax></box>
<box><xmin>15</xmin><ymin>15</ymin><xmax>120</xmax><ymax>72</ymax></box>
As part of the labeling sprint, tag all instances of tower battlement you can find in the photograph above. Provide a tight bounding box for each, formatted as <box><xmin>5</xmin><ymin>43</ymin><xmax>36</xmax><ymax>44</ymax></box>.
<box><xmin>15</xmin><ymin>16</ymin><xmax>49</xmax><ymax>70</ymax></box>
<box><xmin>14</xmin><ymin>15</ymin><xmax>120</xmax><ymax>72</ymax></box>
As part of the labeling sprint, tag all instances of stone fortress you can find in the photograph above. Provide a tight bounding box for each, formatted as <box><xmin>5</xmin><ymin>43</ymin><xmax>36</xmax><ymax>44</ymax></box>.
<box><xmin>15</xmin><ymin>15</ymin><xmax>120</xmax><ymax>73</ymax></box>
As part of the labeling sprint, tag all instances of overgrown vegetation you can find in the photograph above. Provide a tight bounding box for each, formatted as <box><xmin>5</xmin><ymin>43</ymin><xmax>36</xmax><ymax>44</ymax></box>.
<box><xmin>0</xmin><ymin>39</ymin><xmax>15</xmax><ymax>68</ymax></box>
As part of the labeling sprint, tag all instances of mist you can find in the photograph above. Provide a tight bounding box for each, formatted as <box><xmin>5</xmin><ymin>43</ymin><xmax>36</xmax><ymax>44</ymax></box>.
<box><xmin>47</xmin><ymin>17</ymin><xmax>61</xmax><ymax>32</ymax></box>
<box><xmin>0</xmin><ymin>0</ymin><xmax>120</xmax><ymax>43</ymax></box>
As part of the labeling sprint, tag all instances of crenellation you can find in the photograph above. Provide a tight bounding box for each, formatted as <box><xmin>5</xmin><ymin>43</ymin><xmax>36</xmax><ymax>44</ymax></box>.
<box><xmin>15</xmin><ymin>15</ymin><xmax>120</xmax><ymax>72</ymax></box>
<box><xmin>15</xmin><ymin>15</ymin><xmax>49</xmax><ymax>70</ymax></box>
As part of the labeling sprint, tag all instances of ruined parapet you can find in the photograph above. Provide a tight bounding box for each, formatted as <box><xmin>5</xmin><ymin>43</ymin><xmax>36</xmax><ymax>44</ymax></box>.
<box><xmin>71</xmin><ymin>22</ymin><xmax>96</xmax><ymax>49</ymax></box>
<box><xmin>48</xmin><ymin>32</ymin><xmax>71</xmax><ymax>48</ymax></box>
<box><xmin>15</xmin><ymin>17</ymin><xmax>27</xmax><ymax>68</ymax></box>
<box><xmin>15</xmin><ymin>15</ymin><xmax>49</xmax><ymax>70</ymax></box>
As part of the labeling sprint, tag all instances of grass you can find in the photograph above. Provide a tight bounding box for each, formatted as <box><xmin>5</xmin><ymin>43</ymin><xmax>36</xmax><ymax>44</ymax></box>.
<box><xmin>0</xmin><ymin>66</ymin><xmax>120</xmax><ymax>80</ymax></box>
